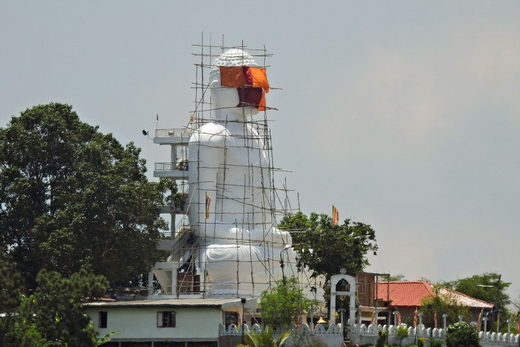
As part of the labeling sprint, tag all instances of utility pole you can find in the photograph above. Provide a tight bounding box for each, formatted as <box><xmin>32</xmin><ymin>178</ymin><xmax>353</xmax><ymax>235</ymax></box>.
<box><xmin>496</xmin><ymin>275</ymin><xmax>501</xmax><ymax>333</ymax></box>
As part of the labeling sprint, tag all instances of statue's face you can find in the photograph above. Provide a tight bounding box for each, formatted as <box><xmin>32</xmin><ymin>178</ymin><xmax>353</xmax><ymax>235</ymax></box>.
<box><xmin>210</xmin><ymin>80</ymin><xmax>259</xmax><ymax>118</ymax></box>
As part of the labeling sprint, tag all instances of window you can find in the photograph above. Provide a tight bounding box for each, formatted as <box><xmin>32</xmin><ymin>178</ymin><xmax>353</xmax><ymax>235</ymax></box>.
<box><xmin>99</xmin><ymin>311</ymin><xmax>108</xmax><ymax>328</ymax></box>
<box><xmin>157</xmin><ymin>311</ymin><xmax>176</xmax><ymax>328</ymax></box>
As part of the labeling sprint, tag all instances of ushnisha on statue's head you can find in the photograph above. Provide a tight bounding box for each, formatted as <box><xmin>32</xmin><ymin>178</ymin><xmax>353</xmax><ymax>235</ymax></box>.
<box><xmin>209</xmin><ymin>49</ymin><xmax>270</xmax><ymax>119</ymax></box>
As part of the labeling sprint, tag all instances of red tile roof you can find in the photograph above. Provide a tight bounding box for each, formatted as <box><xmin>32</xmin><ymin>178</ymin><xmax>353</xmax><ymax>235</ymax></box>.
<box><xmin>376</xmin><ymin>281</ymin><xmax>493</xmax><ymax>309</ymax></box>
<box><xmin>377</xmin><ymin>281</ymin><xmax>434</xmax><ymax>307</ymax></box>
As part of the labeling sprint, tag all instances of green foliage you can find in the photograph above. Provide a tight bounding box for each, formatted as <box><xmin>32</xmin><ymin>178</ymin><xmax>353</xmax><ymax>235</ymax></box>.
<box><xmin>446</xmin><ymin>322</ymin><xmax>480</xmax><ymax>347</ymax></box>
<box><xmin>0</xmin><ymin>103</ymin><xmax>166</xmax><ymax>288</ymax></box>
<box><xmin>388</xmin><ymin>274</ymin><xmax>406</xmax><ymax>281</ymax></box>
<box><xmin>95</xmin><ymin>330</ymin><xmax>119</xmax><ymax>346</ymax></box>
<box><xmin>444</xmin><ymin>273</ymin><xmax>508</xmax><ymax>322</ymax></box>
<box><xmin>442</xmin><ymin>273</ymin><xmax>511</xmax><ymax>331</ymax></box>
<box><xmin>158</xmin><ymin>177</ymin><xmax>186</xmax><ymax>212</ymax></box>
<box><xmin>417</xmin><ymin>337</ymin><xmax>425</xmax><ymax>347</ymax></box>
<box><xmin>396</xmin><ymin>325</ymin><xmax>409</xmax><ymax>345</ymax></box>
<box><xmin>243</xmin><ymin>327</ymin><xmax>291</xmax><ymax>347</ymax></box>
<box><xmin>420</xmin><ymin>285</ymin><xmax>469</xmax><ymax>326</ymax></box>
<box><xmin>0</xmin><ymin>255</ymin><xmax>24</xmax><ymax>313</ymax></box>
<box><xmin>375</xmin><ymin>330</ymin><xmax>388</xmax><ymax>347</ymax></box>
<box><xmin>442</xmin><ymin>273</ymin><xmax>510</xmax><ymax>310</ymax></box>
<box><xmin>260</xmin><ymin>277</ymin><xmax>315</xmax><ymax>329</ymax></box>
<box><xmin>278</xmin><ymin>212</ymin><xmax>377</xmax><ymax>279</ymax></box>
<box><xmin>430</xmin><ymin>339</ymin><xmax>443</xmax><ymax>347</ymax></box>
<box><xmin>1</xmin><ymin>267</ymin><xmax>110</xmax><ymax>346</ymax></box>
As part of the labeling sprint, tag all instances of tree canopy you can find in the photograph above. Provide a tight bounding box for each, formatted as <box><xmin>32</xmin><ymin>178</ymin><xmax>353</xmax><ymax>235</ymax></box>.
<box><xmin>259</xmin><ymin>277</ymin><xmax>315</xmax><ymax>329</ymax></box>
<box><xmin>442</xmin><ymin>273</ymin><xmax>510</xmax><ymax>313</ymax></box>
<box><xmin>278</xmin><ymin>212</ymin><xmax>378</xmax><ymax>280</ymax></box>
<box><xmin>0</xmin><ymin>103</ymin><xmax>166</xmax><ymax>288</ymax></box>
<box><xmin>442</xmin><ymin>273</ymin><xmax>513</xmax><ymax>332</ymax></box>
<box><xmin>0</xmin><ymin>258</ymin><xmax>110</xmax><ymax>347</ymax></box>
<box><xmin>420</xmin><ymin>285</ymin><xmax>469</xmax><ymax>326</ymax></box>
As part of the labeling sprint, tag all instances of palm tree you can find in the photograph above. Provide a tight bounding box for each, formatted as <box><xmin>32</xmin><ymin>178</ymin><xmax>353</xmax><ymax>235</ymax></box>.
<box><xmin>238</xmin><ymin>326</ymin><xmax>291</xmax><ymax>347</ymax></box>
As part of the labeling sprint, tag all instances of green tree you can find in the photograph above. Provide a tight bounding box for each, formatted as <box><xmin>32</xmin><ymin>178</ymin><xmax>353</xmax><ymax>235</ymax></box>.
<box><xmin>442</xmin><ymin>273</ymin><xmax>510</xmax><ymax>331</ymax></box>
<box><xmin>0</xmin><ymin>256</ymin><xmax>24</xmax><ymax>313</ymax></box>
<box><xmin>420</xmin><ymin>285</ymin><xmax>469</xmax><ymax>327</ymax></box>
<box><xmin>278</xmin><ymin>212</ymin><xmax>378</xmax><ymax>280</ymax></box>
<box><xmin>260</xmin><ymin>277</ymin><xmax>315</xmax><ymax>329</ymax></box>
<box><xmin>0</xmin><ymin>256</ymin><xmax>27</xmax><ymax>344</ymax></box>
<box><xmin>443</xmin><ymin>273</ymin><xmax>510</xmax><ymax>312</ymax></box>
<box><xmin>388</xmin><ymin>274</ymin><xmax>406</xmax><ymax>281</ymax></box>
<box><xmin>0</xmin><ymin>103</ymin><xmax>166</xmax><ymax>288</ymax></box>
<box><xmin>1</xmin><ymin>267</ymin><xmax>110</xmax><ymax>347</ymax></box>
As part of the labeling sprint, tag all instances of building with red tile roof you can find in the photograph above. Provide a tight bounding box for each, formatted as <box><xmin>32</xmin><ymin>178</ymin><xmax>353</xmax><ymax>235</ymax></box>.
<box><xmin>359</xmin><ymin>281</ymin><xmax>493</xmax><ymax>326</ymax></box>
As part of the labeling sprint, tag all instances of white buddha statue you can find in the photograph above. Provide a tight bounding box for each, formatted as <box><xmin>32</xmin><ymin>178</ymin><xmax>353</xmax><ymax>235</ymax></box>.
<box><xmin>187</xmin><ymin>49</ymin><xmax>296</xmax><ymax>297</ymax></box>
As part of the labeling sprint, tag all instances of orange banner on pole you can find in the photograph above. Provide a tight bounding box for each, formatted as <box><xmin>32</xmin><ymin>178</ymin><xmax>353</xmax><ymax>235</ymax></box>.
<box><xmin>246</xmin><ymin>67</ymin><xmax>270</xmax><ymax>92</ymax></box>
<box><xmin>332</xmin><ymin>205</ymin><xmax>339</xmax><ymax>225</ymax></box>
<box><xmin>205</xmin><ymin>193</ymin><xmax>211</xmax><ymax>219</ymax></box>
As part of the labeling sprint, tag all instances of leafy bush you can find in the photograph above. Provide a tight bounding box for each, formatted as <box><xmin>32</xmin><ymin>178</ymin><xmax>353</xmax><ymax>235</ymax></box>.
<box><xmin>430</xmin><ymin>339</ymin><xmax>443</xmax><ymax>347</ymax></box>
<box><xmin>417</xmin><ymin>337</ymin><xmax>425</xmax><ymax>347</ymax></box>
<box><xmin>260</xmin><ymin>277</ymin><xmax>315</xmax><ymax>328</ymax></box>
<box><xmin>396</xmin><ymin>325</ymin><xmax>409</xmax><ymax>345</ymax></box>
<box><xmin>446</xmin><ymin>322</ymin><xmax>480</xmax><ymax>347</ymax></box>
<box><xmin>375</xmin><ymin>330</ymin><xmax>388</xmax><ymax>347</ymax></box>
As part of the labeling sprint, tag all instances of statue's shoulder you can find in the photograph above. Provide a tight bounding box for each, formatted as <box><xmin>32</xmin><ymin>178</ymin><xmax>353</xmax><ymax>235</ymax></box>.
<box><xmin>189</xmin><ymin>122</ymin><xmax>229</xmax><ymax>145</ymax></box>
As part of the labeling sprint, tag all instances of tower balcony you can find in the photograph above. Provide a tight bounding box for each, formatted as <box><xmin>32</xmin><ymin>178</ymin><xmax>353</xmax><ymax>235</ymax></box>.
<box><xmin>153</xmin><ymin>162</ymin><xmax>189</xmax><ymax>179</ymax></box>
<box><xmin>153</xmin><ymin>128</ymin><xmax>192</xmax><ymax>145</ymax></box>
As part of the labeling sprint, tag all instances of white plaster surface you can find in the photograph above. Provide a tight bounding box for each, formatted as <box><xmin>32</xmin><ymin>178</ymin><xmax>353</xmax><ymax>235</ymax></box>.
<box><xmin>86</xmin><ymin>307</ymin><xmax>222</xmax><ymax>340</ymax></box>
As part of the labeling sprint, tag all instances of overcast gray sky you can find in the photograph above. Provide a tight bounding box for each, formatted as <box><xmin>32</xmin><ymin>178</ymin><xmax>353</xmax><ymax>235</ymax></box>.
<box><xmin>1</xmin><ymin>0</ymin><xmax>519</xmax><ymax>297</ymax></box>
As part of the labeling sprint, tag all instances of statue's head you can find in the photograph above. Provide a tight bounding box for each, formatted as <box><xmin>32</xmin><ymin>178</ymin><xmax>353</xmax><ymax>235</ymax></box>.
<box><xmin>209</xmin><ymin>49</ymin><xmax>260</xmax><ymax>118</ymax></box>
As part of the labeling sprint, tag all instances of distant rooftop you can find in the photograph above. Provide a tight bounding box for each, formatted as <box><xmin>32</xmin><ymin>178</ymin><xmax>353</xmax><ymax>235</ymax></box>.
<box><xmin>376</xmin><ymin>281</ymin><xmax>493</xmax><ymax>309</ymax></box>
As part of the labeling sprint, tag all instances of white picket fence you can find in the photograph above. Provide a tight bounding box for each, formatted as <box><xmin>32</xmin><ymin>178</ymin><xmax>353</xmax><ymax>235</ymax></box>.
<box><xmin>219</xmin><ymin>322</ymin><xmax>520</xmax><ymax>347</ymax></box>
<box><xmin>479</xmin><ymin>331</ymin><xmax>520</xmax><ymax>347</ymax></box>
<box><xmin>351</xmin><ymin>324</ymin><xmax>445</xmax><ymax>346</ymax></box>
<box><xmin>351</xmin><ymin>323</ymin><xmax>520</xmax><ymax>347</ymax></box>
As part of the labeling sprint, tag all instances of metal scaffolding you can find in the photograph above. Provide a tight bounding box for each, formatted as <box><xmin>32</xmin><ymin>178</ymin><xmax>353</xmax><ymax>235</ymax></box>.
<box><xmin>150</xmin><ymin>35</ymin><xmax>311</xmax><ymax>300</ymax></box>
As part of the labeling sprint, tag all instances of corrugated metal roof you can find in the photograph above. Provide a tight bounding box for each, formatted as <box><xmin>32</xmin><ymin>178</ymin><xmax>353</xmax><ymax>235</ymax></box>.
<box><xmin>83</xmin><ymin>297</ymin><xmax>252</xmax><ymax>309</ymax></box>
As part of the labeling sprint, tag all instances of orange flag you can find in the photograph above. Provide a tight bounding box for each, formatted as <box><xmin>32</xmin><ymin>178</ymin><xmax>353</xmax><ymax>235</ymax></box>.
<box><xmin>245</xmin><ymin>67</ymin><xmax>270</xmax><ymax>93</ymax></box>
<box><xmin>219</xmin><ymin>66</ymin><xmax>247</xmax><ymax>88</ymax></box>
<box><xmin>219</xmin><ymin>66</ymin><xmax>270</xmax><ymax>111</ymax></box>
<box><xmin>332</xmin><ymin>205</ymin><xmax>339</xmax><ymax>225</ymax></box>
<box><xmin>205</xmin><ymin>193</ymin><xmax>211</xmax><ymax>219</ymax></box>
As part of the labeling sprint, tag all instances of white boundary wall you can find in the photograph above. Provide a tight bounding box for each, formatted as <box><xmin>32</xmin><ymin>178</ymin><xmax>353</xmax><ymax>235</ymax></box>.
<box><xmin>480</xmin><ymin>331</ymin><xmax>520</xmax><ymax>347</ymax></box>
<box><xmin>351</xmin><ymin>323</ymin><xmax>520</xmax><ymax>347</ymax></box>
<box><xmin>219</xmin><ymin>323</ymin><xmax>343</xmax><ymax>347</ymax></box>
<box><xmin>351</xmin><ymin>324</ymin><xmax>445</xmax><ymax>346</ymax></box>
<box><xmin>220</xmin><ymin>322</ymin><xmax>520</xmax><ymax>347</ymax></box>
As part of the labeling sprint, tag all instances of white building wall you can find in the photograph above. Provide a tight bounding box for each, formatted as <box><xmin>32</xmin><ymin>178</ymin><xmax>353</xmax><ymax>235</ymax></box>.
<box><xmin>86</xmin><ymin>307</ymin><xmax>222</xmax><ymax>340</ymax></box>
